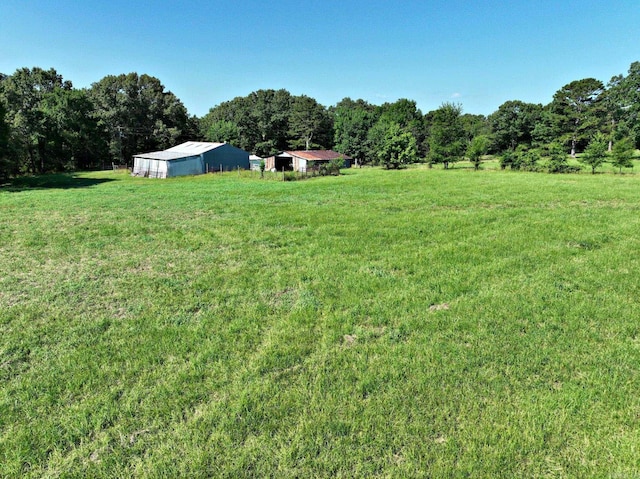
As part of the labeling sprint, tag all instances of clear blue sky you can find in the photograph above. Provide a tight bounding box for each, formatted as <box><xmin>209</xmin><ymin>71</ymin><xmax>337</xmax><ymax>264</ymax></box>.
<box><xmin>1</xmin><ymin>0</ymin><xmax>638</xmax><ymax>118</ymax></box>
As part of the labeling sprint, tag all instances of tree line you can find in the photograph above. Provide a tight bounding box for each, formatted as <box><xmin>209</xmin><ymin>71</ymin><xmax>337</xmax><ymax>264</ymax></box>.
<box><xmin>0</xmin><ymin>68</ymin><xmax>199</xmax><ymax>178</ymax></box>
<box><xmin>1</xmin><ymin>62</ymin><xmax>639</xmax><ymax>179</ymax></box>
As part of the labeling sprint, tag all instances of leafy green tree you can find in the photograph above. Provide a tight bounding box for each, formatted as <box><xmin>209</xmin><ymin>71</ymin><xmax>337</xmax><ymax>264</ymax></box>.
<box><xmin>550</xmin><ymin>78</ymin><xmax>605</xmax><ymax>157</ymax></box>
<box><xmin>608</xmin><ymin>62</ymin><xmax>640</xmax><ymax>148</ymax></box>
<box><xmin>89</xmin><ymin>73</ymin><xmax>190</xmax><ymax>164</ymax></box>
<box><xmin>532</xmin><ymin>107</ymin><xmax>563</xmax><ymax>147</ymax></box>
<box><xmin>467</xmin><ymin>135</ymin><xmax>489</xmax><ymax>170</ymax></box>
<box><xmin>579</xmin><ymin>132</ymin><xmax>608</xmax><ymax>174</ymax></box>
<box><xmin>1</xmin><ymin>67</ymin><xmax>73</xmax><ymax>173</ymax></box>
<box><xmin>250</xmin><ymin>89</ymin><xmax>292</xmax><ymax>156</ymax></box>
<box><xmin>366</xmin><ymin>119</ymin><xmax>393</xmax><ymax>165</ymax></box>
<box><xmin>601</xmin><ymin>74</ymin><xmax>627</xmax><ymax>151</ymax></box>
<box><xmin>288</xmin><ymin>95</ymin><xmax>332</xmax><ymax>150</ymax></box>
<box><xmin>377</xmin><ymin>99</ymin><xmax>426</xmax><ymax>155</ymax></box>
<box><xmin>325</xmin><ymin>156</ymin><xmax>344</xmax><ymax>175</ymax></box>
<box><xmin>610</xmin><ymin>137</ymin><xmax>635</xmax><ymax>173</ymax></box>
<box><xmin>460</xmin><ymin>113</ymin><xmax>490</xmax><ymax>143</ymax></box>
<box><xmin>499</xmin><ymin>149</ymin><xmax>516</xmax><ymax>170</ymax></box>
<box><xmin>205</xmin><ymin>119</ymin><xmax>240</xmax><ymax>145</ymax></box>
<box><xmin>428</xmin><ymin>103</ymin><xmax>466</xmax><ymax>169</ymax></box>
<box><xmin>40</xmin><ymin>88</ymin><xmax>107</xmax><ymax>171</ymax></box>
<box><xmin>203</xmin><ymin>89</ymin><xmax>295</xmax><ymax>157</ymax></box>
<box><xmin>333</xmin><ymin>98</ymin><xmax>378</xmax><ymax>165</ymax></box>
<box><xmin>200</xmin><ymin>96</ymin><xmax>258</xmax><ymax>152</ymax></box>
<box><xmin>377</xmin><ymin>123</ymin><xmax>418</xmax><ymax>169</ymax></box>
<box><xmin>0</xmin><ymin>100</ymin><xmax>11</xmax><ymax>179</ymax></box>
<box><xmin>519</xmin><ymin>148</ymin><xmax>542</xmax><ymax>171</ymax></box>
<box><xmin>499</xmin><ymin>145</ymin><xmax>539</xmax><ymax>171</ymax></box>
<box><xmin>489</xmin><ymin>100</ymin><xmax>542</xmax><ymax>152</ymax></box>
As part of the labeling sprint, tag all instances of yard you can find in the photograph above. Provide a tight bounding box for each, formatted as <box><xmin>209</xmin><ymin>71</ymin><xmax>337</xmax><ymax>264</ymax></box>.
<box><xmin>2</xmin><ymin>166</ymin><xmax>640</xmax><ymax>477</ymax></box>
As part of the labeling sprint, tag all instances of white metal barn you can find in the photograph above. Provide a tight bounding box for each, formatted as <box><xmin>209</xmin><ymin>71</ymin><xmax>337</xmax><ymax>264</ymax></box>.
<box><xmin>132</xmin><ymin>142</ymin><xmax>250</xmax><ymax>178</ymax></box>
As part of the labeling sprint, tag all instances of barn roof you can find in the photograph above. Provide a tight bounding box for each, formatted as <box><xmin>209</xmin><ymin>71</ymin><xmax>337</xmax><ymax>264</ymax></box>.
<box><xmin>133</xmin><ymin>151</ymin><xmax>200</xmax><ymax>161</ymax></box>
<box><xmin>133</xmin><ymin>142</ymin><xmax>227</xmax><ymax>161</ymax></box>
<box><xmin>166</xmin><ymin>141</ymin><xmax>226</xmax><ymax>155</ymax></box>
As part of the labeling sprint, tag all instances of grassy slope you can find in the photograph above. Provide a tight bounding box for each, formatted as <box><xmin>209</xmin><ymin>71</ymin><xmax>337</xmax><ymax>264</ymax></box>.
<box><xmin>2</xmin><ymin>167</ymin><xmax>640</xmax><ymax>477</ymax></box>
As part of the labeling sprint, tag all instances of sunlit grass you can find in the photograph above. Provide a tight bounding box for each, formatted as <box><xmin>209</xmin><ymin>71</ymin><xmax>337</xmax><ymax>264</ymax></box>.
<box><xmin>2</xmin><ymin>167</ymin><xmax>640</xmax><ymax>477</ymax></box>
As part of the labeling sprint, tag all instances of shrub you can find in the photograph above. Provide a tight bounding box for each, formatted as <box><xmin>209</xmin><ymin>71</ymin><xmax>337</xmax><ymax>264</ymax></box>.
<box><xmin>546</xmin><ymin>143</ymin><xmax>580</xmax><ymax>173</ymax></box>
<box><xmin>326</xmin><ymin>157</ymin><xmax>343</xmax><ymax>175</ymax></box>
<box><xmin>499</xmin><ymin>150</ymin><xmax>516</xmax><ymax>170</ymax></box>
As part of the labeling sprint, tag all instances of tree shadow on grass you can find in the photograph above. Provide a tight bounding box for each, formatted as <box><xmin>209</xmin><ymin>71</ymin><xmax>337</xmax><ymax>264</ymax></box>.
<box><xmin>0</xmin><ymin>173</ymin><xmax>117</xmax><ymax>192</ymax></box>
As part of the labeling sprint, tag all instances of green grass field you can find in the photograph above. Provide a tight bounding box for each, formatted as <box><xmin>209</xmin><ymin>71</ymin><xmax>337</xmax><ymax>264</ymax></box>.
<box><xmin>2</xmin><ymin>165</ymin><xmax>640</xmax><ymax>477</ymax></box>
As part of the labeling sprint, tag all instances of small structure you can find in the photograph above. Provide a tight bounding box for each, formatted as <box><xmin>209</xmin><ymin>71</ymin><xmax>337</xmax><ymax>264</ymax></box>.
<box><xmin>249</xmin><ymin>154</ymin><xmax>263</xmax><ymax>171</ymax></box>
<box><xmin>132</xmin><ymin>141</ymin><xmax>250</xmax><ymax>178</ymax></box>
<box><xmin>264</xmin><ymin>150</ymin><xmax>352</xmax><ymax>172</ymax></box>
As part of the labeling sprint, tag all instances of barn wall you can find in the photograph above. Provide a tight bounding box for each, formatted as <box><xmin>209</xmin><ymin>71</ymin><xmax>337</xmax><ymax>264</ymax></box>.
<box><xmin>133</xmin><ymin>157</ymin><xmax>168</xmax><ymax>178</ymax></box>
<box><xmin>264</xmin><ymin>156</ymin><xmax>275</xmax><ymax>170</ymax></box>
<box><xmin>293</xmin><ymin>157</ymin><xmax>307</xmax><ymax>172</ymax></box>
<box><xmin>167</xmin><ymin>156</ymin><xmax>203</xmax><ymax>177</ymax></box>
<box><xmin>203</xmin><ymin>144</ymin><xmax>250</xmax><ymax>172</ymax></box>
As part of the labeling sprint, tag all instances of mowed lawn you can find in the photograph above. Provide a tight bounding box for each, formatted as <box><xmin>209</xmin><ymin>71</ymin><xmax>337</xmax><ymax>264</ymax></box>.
<box><xmin>2</xmin><ymin>166</ymin><xmax>640</xmax><ymax>477</ymax></box>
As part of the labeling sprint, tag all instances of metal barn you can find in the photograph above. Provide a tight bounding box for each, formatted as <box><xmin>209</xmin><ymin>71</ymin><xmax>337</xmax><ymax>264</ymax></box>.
<box><xmin>132</xmin><ymin>142</ymin><xmax>250</xmax><ymax>178</ymax></box>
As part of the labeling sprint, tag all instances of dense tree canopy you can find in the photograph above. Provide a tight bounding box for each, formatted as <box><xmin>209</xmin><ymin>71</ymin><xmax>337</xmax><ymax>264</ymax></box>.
<box><xmin>489</xmin><ymin>100</ymin><xmax>542</xmax><ymax>152</ymax></box>
<box><xmin>550</xmin><ymin>78</ymin><xmax>605</xmax><ymax>156</ymax></box>
<box><xmin>201</xmin><ymin>89</ymin><xmax>336</xmax><ymax>157</ymax></box>
<box><xmin>1</xmin><ymin>67</ymin><xmax>74</xmax><ymax>174</ymax></box>
<box><xmin>333</xmin><ymin>98</ymin><xmax>378</xmax><ymax>165</ymax></box>
<box><xmin>0</xmin><ymin>101</ymin><xmax>10</xmax><ymax>178</ymax></box>
<box><xmin>89</xmin><ymin>73</ymin><xmax>192</xmax><ymax>164</ymax></box>
<box><xmin>288</xmin><ymin>95</ymin><xmax>333</xmax><ymax>150</ymax></box>
<box><xmin>609</xmin><ymin>62</ymin><xmax>640</xmax><ymax>147</ymax></box>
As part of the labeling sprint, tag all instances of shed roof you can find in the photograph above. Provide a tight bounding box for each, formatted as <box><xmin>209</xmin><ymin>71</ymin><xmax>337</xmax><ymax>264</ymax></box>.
<box><xmin>275</xmin><ymin>150</ymin><xmax>351</xmax><ymax>161</ymax></box>
<box><xmin>284</xmin><ymin>150</ymin><xmax>352</xmax><ymax>161</ymax></box>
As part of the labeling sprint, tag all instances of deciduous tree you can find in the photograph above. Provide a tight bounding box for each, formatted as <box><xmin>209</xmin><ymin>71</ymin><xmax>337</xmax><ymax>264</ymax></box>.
<box><xmin>428</xmin><ymin>103</ymin><xmax>466</xmax><ymax>169</ymax></box>
<box><xmin>250</xmin><ymin>89</ymin><xmax>292</xmax><ymax>156</ymax></box>
<box><xmin>377</xmin><ymin>99</ymin><xmax>426</xmax><ymax>154</ymax></box>
<box><xmin>467</xmin><ymin>135</ymin><xmax>489</xmax><ymax>170</ymax></box>
<box><xmin>89</xmin><ymin>73</ymin><xmax>190</xmax><ymax>164</ymax></box>
<box><xmin>377</xmin><ymin>122</ymin><xmax>418</xmax><ymax>169</ymax></box>
<box><xmin>333</xmin><ymin>98</ymin><xmax>378</xmax><ymax>165</ymax></box>
<box><xmin>1</xmin><ymin>67</ymin><xmax>72</xmax><ymax>173</ymax></box>
<box><xmin>489</xmin><ymin>100</ymin><xmax>542</xmax><ymax>152</ymax></box>
<box><xmin>0</xmin><ymin>101</ymin><xmax>11</xmax><ymax>178</ymax></box>
<box><xmin>205</xmin><ymin>119</ymin><xmax>240</xmax><ymax>145</ymax></box>
<box><xmin>288</xmin><ymin>95</ymin><xmax>332</xmax><ymax>150</ymax></box>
